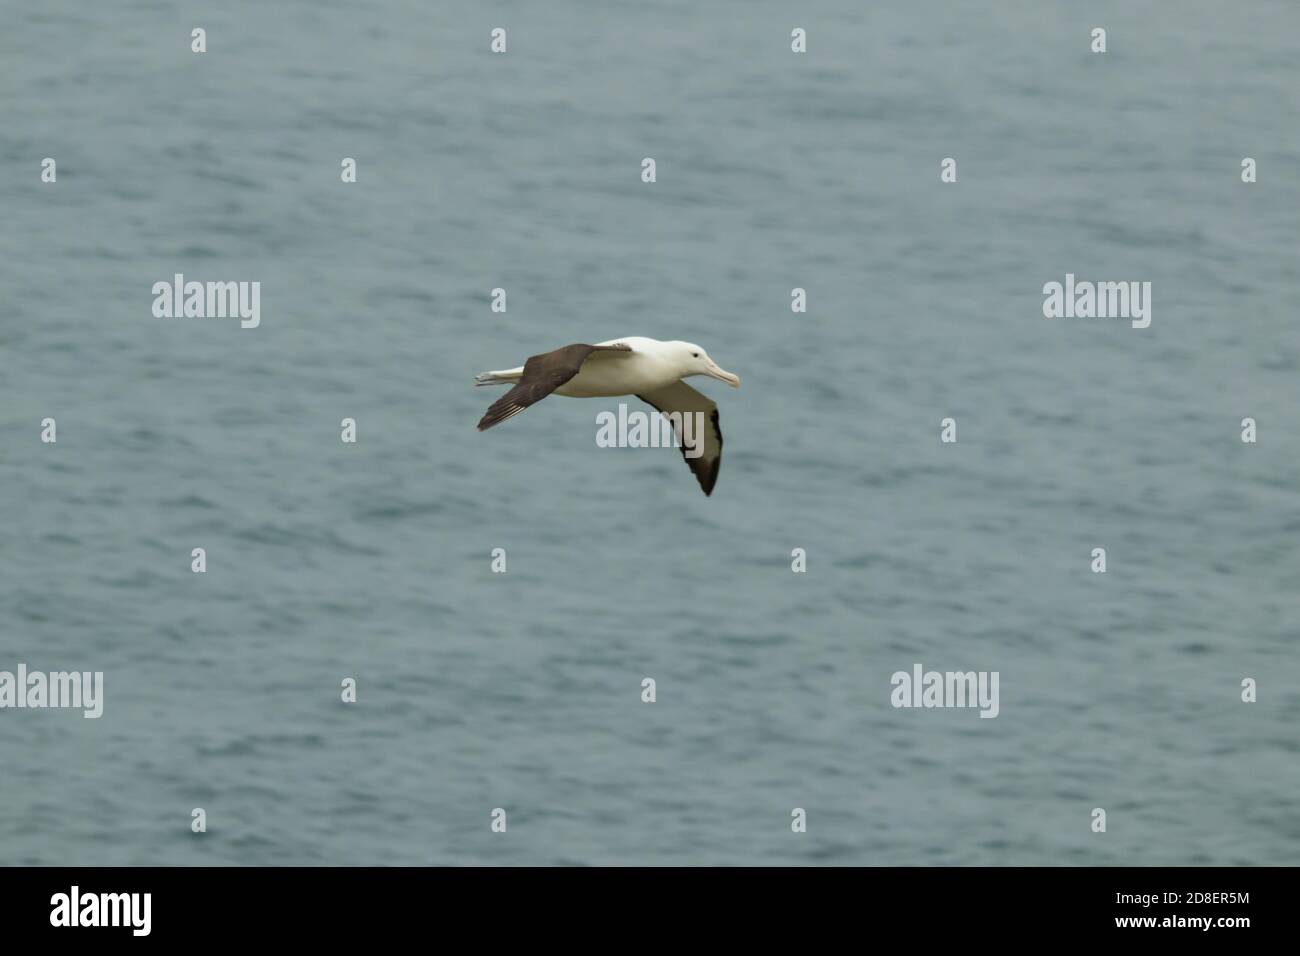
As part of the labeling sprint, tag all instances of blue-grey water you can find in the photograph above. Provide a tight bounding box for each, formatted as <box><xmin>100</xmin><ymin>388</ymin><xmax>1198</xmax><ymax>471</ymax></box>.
<box><xmin>3</xmin><ymin>0</ymin><xmax>1299</xmax><ymax>866</ymax></box>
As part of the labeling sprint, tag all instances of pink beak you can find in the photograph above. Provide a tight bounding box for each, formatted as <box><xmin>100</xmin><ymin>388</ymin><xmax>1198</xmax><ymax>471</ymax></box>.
<box><xmin>705</xmin><ymin>359</ymin><xmax>741</xmax><ymax>388</ymax></box>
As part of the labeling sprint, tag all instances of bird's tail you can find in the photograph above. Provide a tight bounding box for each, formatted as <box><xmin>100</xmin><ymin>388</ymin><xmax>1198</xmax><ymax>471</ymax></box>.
<box><xmin>475</xmin><ymin>368</ymin><xmax>522</xmax><ymax>387</ymax></box>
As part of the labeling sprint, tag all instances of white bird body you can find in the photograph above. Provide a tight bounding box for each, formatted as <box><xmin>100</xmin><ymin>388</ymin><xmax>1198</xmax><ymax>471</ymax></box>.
<box><xmin>481</xmin><ymin>337</ymin><xmax>722</xmax><ymax>397</ymax></box>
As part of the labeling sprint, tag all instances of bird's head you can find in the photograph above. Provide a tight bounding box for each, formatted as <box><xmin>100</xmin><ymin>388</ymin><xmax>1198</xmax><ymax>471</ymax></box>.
<box><xmin>674</xmin><ymin>341</ymin><xmax>741</xmax><ymax>388</ymax></box>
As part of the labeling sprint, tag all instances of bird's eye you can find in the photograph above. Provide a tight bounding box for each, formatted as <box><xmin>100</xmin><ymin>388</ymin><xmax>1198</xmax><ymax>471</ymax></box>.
<box><xmin>692</xmin><ymin>352</ymin><xmax>699</xmax><ymax>358</ymax></box>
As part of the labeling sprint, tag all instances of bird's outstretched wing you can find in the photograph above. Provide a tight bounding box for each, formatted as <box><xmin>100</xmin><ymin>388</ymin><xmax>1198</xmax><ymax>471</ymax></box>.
<box><xmin>637</xmin><ymin>380</ymin><xmax>723</xmax><ymax>496</ymax></box>
<box><xmin>476</xmin><ymin>343</ymin><xmax>632</xmax><ymax>431</ymax></box>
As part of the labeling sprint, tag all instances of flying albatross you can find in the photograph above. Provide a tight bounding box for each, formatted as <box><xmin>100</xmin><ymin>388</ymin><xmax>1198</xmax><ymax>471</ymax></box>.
<box><xmin>475</xmin><ymin>336</ymin><xmax>741</xmax><ymax>495</ymax></box>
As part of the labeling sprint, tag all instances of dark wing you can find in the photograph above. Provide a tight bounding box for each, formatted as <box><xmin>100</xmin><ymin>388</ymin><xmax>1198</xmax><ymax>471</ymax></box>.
<box><xmin>476</xmin><ymin>343</ymin><xmax>631</xmax><ymax>431</ymax></box>
<box><xmin>637</xmin><ymin>380</ymin><xmax>723</xmax><ymax>496</ymax></box>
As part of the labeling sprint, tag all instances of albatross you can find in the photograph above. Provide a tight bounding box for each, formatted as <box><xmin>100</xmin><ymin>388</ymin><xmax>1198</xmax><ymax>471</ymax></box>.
<box><xmin>475</xmin><ymin>337</ymin><xmax>741</xmax><ymax>495</ymax></box>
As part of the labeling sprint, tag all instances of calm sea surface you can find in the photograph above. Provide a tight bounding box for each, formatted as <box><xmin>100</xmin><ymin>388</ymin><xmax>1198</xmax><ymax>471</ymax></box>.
<box><xmin>2</xmin><ymin>0</ymin><xmax>1299</xmax><ymax>865</ymax></box>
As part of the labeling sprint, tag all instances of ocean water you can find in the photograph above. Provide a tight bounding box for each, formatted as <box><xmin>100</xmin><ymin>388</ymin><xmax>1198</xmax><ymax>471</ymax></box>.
<box><xmin>2</xmin><ymin>0</ymin><xmax>1299</xmax><ymax>866</ymax></box>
